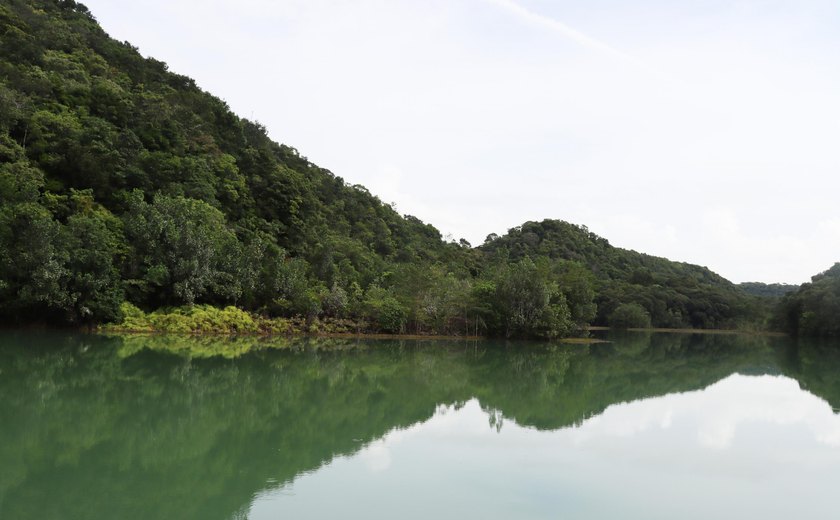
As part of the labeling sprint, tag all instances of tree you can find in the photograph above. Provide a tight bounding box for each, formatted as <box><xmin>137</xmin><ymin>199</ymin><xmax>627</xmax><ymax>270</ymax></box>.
<box><xmin>122</xmin><ymin>191</ymin><xmax>242</xmax><ymax>306</ymax></box>
<box><xmin>555</xmin><ymin>260</ymin><xmax>597</xmax><ymax>328</ymax></box>
<box><xmin>609</xmin><ymin>303</ymin><xmax>652</xmax><ymax>329</ymax></box>
<box><xmin>491</xmin><ymin>258</ymin><xmax>572</xmax><ymax>338</ymax></box>
<box><xmin>59</xmin><ymin>196</ymin><xmax>125</xmax><ymax>323</ymax></box>
<box><xmin>362</xmin><ymin>285</ymin><xmax>407</xmax><ymax>333</ymax></box>
<box><xmin>0</xmin><ymin>202</ymin><xmax>68</xmax><ymax>321</ymax></box>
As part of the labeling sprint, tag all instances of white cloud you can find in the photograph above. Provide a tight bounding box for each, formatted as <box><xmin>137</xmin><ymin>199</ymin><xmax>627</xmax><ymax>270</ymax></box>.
<box><xmin>359</xmin><ymin>441</ymin><xmax>393</xmax><ymax>472</ymax></box>
<box><xmin>482</xmin><ymin>0</ymin><xmax>631</xmax><ymax>61</ymax></box>
<box><xmin>571</xmin><ymin>374</ymin><xmax>840</xmax><ymax>451</ymax></box>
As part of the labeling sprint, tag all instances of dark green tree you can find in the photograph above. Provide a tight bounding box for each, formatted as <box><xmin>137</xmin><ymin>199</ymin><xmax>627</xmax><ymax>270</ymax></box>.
<box><xmin>121</xmin><ymin>191</ymin><xmax>242</xmax><ymax>306</ymax></box>
<box><xmin>609</xmin><ymin>303</ymin><xmax>652</xmax><ymax>329</ymax></box>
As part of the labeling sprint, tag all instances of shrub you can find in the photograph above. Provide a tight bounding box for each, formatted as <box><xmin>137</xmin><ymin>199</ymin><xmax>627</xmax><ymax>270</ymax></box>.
<box><xmin>609</xmin><ymin>303</ymin><xmax>652</xmax><ymax>329</ymax></box>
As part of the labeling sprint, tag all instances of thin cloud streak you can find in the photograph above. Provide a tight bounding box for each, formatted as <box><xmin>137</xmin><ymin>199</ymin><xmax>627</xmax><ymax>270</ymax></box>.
<box><xmin>483</xmin><ymin>0</ymin><xmax>627</xmax><ymax>59</ymax></box>
<box><xmin>481</xmin><ymin>0</ymin><xmax>678</xmax><ymax>85</ymax></box>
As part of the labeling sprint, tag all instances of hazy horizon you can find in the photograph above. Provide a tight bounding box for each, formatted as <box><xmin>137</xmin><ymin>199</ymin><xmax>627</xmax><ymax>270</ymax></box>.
<box><xmin>81</xmin><ymin>0</ymin><xmax>840</xmax><ymax>284</ymax></box>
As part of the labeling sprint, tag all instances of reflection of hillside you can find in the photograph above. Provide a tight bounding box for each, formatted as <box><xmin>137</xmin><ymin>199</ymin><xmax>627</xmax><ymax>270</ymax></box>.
<box><xmin>0</xmin><ymin>332</ymin><xmax>796</xmax><ymax>519</ymax></box>
<box><xmin>783</xmin><ymin>339</ymin><xmax>840</xmax><ymax>412</ymax></box>
<box><xmin>473</xmin><ymin>332</ymin><xmax>784</xmax><ymax>430</ymax></box>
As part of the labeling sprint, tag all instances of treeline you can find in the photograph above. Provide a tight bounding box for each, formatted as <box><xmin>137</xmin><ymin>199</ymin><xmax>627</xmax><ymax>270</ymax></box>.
<box><xmin>738</xmin><ymin>282</ymin><xmax>798</xmax><ymax>298</ymax></box>
<box><xmin>0</xmin><ymin>0</ymin><xmax>814</xmax><ymax>338</ymax></box>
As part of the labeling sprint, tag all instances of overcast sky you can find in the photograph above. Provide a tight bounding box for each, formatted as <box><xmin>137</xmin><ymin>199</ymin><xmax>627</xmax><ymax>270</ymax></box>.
<box><xmin>82</xmin><ymin>0</ymin><xmax>840</xmax><ymax>284</ymax></box>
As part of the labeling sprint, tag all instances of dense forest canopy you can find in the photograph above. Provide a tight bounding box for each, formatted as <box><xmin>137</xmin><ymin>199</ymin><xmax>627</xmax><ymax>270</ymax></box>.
<box><xmin>0</xmin><ymin>0</ymin><xmax>833</xmax><ymax>337</ymax></box>
<box><xmin>737</xmin><ymin>282</ymin><xmax>798</xmax><ymax>298</ymax></box>
<box><xmin>479</xmin><ymin>220</ymin><xmax>764</xmax><ymax>329</ymax></box>
<box><xmin>774</xmin><ymin>263</ymin><xmax>840</xmax><ymax>337</ymax></box>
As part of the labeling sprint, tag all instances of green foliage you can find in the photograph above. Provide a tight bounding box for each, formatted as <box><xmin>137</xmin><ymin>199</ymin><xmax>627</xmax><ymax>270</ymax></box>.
<box><xmin>60</xmin><ymin>197</ymin><xmax>125</xmax><ymax>323</ymax></box>
<box><xmin>0</xmin><ymin>161</ymin><xmax>42</xmax><ymax>202</ymax></box>
<box><xmin>555</xmin><ymin>260</ymin><xmax>597</xmax><ymax>326</ymax></box>
<box><xmin>609</xmin><ymin>303</ymin><xmax>652</xmax><ymax>329</ymax></box>
<box><xmin>484</xmin><ymin>258</ymin><xmax>572</xmax><ymax>339</ymax></box>
<box><xmin>0</xmin><ymin>201</ymin><xmax>68</xmax><ymax>318</ymax></box>
<box><xmin>105</xmin><ymin>302</ymin><xmax>267</xmax><ymax>334</ymax></box>
<box><xmin>321</xmin><ymin>283</ymin><xmax>349</xmax><ymax>317</ymax></box>
<box><xmin>362</xmin><ymin>285</ymin><xmax>407</xmax><ymax>333</ymax></box>
<box><xmin>738</xmin><ymin>282</ymin><xmax>798</xmax><ymax>298</ymax></box>
<box><xmin>103</xmin><ymin>302</ymin><xmax>369</xmax><ymax>336</ymax></box>
<box><xmin>0</xmin><ymin>169</ymin><xmax>123</xmax><ymax>323</ymax></box>
<box><xmin>417</xmin><ymin>270</ymin><xmax>471</xmax><ymax>334</ymax></box>
<box><xmin>481</xmin><ymin>220</ymin><xmax>762</xmax><ymax>330</ymax></box>
<box><xmin>121</xmin><ymin>191</ymin><xmax>241</xmax><ymax>306</ymax></box>
<box><xmin>774</xmin><ymin>264</ymin><xmax>840</xmax><ymax>337</ymax></box>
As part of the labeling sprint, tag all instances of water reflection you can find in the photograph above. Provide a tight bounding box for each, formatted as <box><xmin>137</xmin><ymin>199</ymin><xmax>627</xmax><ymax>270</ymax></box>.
<box><xmin>254</xmin><ymin>373</ymin><xmax>840</xmax><ymax>519</ymax></box>
<box><xmin>0</xmin><ymin>331</ymin><xmax>838</xmax><ymax>519</ymax></box>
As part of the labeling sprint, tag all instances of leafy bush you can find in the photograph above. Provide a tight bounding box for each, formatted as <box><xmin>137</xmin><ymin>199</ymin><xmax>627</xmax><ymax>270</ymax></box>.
<box><xmin>609</xmin><ymin>303</ymin><xmax>652</xmax><ymax>329</ymax></box>
<box><xmin>362</xmin><ymin>286</ymin><xmax>407</xmax><ymax>333</ymax></box>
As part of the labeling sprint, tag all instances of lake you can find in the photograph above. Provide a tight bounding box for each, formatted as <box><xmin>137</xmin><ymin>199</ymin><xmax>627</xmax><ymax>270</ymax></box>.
<box><xmin>2</xmin><ymin>331</ymin><xmax>840</xmax><ymax>519</ymax></box>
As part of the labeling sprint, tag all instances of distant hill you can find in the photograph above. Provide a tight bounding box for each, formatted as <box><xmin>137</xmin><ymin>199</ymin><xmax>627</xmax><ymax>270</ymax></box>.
<box><xmin>738</xmin><ymin>282</ymin><xmax>798</xmax><ymax>298</ymax></box>
<box><xmin>480</xmin><ymin>220</ymin><xmax>762</xmax><ymax>328</ymax></box>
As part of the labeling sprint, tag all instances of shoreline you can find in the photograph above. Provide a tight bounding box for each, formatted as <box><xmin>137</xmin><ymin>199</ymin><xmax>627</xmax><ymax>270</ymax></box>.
<box><xmin>95</xmin><ymin>326</ymin><xmax>785</xmax><ymax>343</ymax></box>
<box><xmin>4</xmin><ymin>324</ymin><xmax>784</xmax><ymax>342</ymax></box>
<box><xmin>97</xmin><ymin>328</ymin><xmax>610</xmax><ymax>344</ymax></box>
<box><xmin>617</xmin><ymin>327</ymin><xmax>786</xmax><ymax>337</ymax></box>
<box><xmin>91</xmin><ymin>304</ymin><xmax>788</xmax><ymax>343</ymax></box>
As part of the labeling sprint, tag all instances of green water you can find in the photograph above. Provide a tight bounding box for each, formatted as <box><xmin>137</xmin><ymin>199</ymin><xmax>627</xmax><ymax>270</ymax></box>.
<box><xmin>2</xmin><ymin>331</ymin><xmax>840</xmax><ymax>519</ymax></box>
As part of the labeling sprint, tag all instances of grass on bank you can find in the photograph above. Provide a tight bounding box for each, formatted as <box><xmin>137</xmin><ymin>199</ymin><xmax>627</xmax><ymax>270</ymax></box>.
<box><xmin>100</xmin><ymin>303</ymin><xmax>364</xmax><ymax>335</ymax></box>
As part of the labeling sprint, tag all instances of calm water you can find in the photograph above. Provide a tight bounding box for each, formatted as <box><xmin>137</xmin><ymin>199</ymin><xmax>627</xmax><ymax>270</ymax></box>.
<box><xmin>2</xmin><ymin>331</ymin><xmax>840</xmax><ymax>519</ymax></box>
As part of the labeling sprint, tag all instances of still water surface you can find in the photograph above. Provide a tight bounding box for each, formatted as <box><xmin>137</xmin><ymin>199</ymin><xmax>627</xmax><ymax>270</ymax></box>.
<box><xmin>2</xmin><ymin>331</ymin><xmax>839</xmax><ymax>519</ymax></box>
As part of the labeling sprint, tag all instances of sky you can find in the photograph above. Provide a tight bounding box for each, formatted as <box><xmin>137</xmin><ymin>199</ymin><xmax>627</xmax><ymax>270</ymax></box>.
<box><xmin>81</xmin><ymin>0</ymin><xmax>840</xmax><ymax>284</ymax></box>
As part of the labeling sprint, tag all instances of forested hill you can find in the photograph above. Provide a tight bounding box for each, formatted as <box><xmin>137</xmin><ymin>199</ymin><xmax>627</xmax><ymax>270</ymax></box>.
<box><xmin>774</xmin><ymin>264</ymin><xmax>840</xmax><ymax>337</ymax></box>
<box><xmin>480</xmin><ymin>220</ymin><xmax>761</xmax><ymax>329</ymax></box>
<box><xmin>0</xmin><ymin>0</ymin><xmax>767</xmax><ymax>336</ymax></box>
<box><xmin>0</xmin><ymin>0</ymin><xmax>472</xmax><ymax>324</ymax></box>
